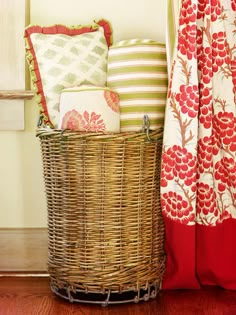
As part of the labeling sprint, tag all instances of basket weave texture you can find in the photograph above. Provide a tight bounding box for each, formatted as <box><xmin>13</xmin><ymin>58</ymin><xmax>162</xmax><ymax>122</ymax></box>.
<box><xmin>37</xmin><ymin>128</ymin><xmax>165</xmax><ymax>296</ymax></box>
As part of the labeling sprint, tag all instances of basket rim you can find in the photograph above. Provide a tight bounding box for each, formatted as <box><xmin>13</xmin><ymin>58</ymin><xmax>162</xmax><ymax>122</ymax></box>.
<box><xmin>36</xmin><ymin>127</ymin><xmax>163</xmax><ymax>142</ymax></box>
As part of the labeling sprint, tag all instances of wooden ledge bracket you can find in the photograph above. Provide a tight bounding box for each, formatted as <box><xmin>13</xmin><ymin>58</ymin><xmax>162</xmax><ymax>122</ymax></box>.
<box><xmin>0</xmin><ymin>90</ymin><xmax>34</xmax><ymax>100</ymax></box>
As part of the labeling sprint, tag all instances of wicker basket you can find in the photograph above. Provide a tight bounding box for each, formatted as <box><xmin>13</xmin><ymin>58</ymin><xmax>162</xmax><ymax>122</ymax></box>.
<box><xmin>37</xmin><ymin>127</ymin><xmax>165</xmax><ymax>305</ymax></box>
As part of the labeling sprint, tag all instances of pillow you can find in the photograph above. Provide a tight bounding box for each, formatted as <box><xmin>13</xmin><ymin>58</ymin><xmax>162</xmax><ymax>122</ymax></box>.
<box><xmin>107</xmin><ymin>39</ymin><xmax>168</xmax><ymax>132</ymax></box>
<box><xmin>58</xmin><ymin>85</ymin><xmax>120</xmax><ymax>133</ymax></box>
<box><xmin>25</xmin><ymin>19</ymin><xmax>112</xmax><ymax>128</ymax></box>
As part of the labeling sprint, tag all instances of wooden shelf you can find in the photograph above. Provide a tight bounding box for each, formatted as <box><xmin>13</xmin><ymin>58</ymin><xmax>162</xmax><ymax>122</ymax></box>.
<box><xmin>0</xmin><ymin>90</ymin><xmax>34</xmax><ymax>100</ymax></box>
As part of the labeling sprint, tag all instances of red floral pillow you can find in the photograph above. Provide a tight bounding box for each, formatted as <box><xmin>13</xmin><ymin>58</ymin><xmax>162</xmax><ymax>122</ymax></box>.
<box><xmin>58</xmin><ymin>85</ymin><xmax>120</xmax><ymax>133</ymax></box>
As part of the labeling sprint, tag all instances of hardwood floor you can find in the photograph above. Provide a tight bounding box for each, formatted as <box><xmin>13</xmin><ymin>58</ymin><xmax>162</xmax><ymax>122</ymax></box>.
<box><xmin>0</xmin><ymin>276</ymin><xmax>236</xmax><ymax>315</ymax></box>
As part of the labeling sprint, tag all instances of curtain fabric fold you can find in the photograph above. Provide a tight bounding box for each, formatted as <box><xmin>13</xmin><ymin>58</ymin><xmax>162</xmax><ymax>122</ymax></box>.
<box><xmin>162</xmin><ymin>0</ymin><xmax>236</xmax><ymax>289</ymax></box>
<box><xmin>166</xmin><ymin>0</ymin><xmax>181</xmax><ymax>77</ymax></box>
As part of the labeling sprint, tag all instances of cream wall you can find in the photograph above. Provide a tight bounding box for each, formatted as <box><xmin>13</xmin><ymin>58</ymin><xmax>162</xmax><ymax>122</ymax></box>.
<box><xmin>1</xmin><ymin>0</ymin><xmax>166</xmax><ymax>228</ymax></box>
<box><xmin>30</xmin><ymin>0</ymin><xmax>166</xmax><ymax>43</ymax></box>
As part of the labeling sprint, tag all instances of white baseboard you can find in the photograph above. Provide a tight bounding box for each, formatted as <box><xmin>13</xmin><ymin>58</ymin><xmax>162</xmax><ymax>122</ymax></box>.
<box><xmin>0</xmin><ymin>228</ymin><xmax>48</xmax><ymax>273</ymax></box>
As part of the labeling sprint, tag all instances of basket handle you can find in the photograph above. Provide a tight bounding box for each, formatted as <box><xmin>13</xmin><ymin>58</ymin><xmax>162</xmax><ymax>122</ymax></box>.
<box><xmin>142</xmin><ymin>115</ymin><xmax>156</xmax><ymax>142</ymax></box>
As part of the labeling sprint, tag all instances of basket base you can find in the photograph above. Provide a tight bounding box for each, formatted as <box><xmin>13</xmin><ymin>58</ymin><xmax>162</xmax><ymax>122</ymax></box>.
<box><xmin>50</xmin><ymin>282</ymin><xmax>161</xmax><ymax>306</ymax></box>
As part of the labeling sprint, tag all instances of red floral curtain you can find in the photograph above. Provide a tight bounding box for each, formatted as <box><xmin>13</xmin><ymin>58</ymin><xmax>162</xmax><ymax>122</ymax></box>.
<box><xmin>161</xmin><ymin>0</ymin><xmax>236</xmax><ymax>289</ymax></box>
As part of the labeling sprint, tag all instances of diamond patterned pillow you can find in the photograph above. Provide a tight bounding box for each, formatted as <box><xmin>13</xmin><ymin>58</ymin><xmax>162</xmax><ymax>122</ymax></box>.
<box><xmin>25</xmin><ymin>20</ymin><xmax>112</xmax><ymax>128</ymax></box>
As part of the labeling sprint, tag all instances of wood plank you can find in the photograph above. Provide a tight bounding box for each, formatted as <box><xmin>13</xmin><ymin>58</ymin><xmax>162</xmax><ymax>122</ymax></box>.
<box><xmin>0</xmin><ymin>90</ymin><xmax>34</xmax><ymax>100</ymax></box>
<box><xmin>0</xmin><ymin>277</ymin><xmax>236</xmax><ymax>314</ymax></box>
<box><xmin>0</xmin><ymin>228</ymin><xmax>48</xmax><ymax>273</ymax></box>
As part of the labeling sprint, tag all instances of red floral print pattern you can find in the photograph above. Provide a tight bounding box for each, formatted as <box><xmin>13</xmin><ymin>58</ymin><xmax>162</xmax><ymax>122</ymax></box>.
<box><xmin>62</xmin><ymin>110</ymin><xmax>106</xmax><ymax>132</ymax></box>
<box><xmin>198</xmin><ymin>84</ymin><xmax>212</xmax><ymax>129</ymax></box>
<box><xmin>231</xmin><ymin>0</ymin><xmax>236</xmax><ymax>11</ymax></box>
<box><xmin>212</xmin><ymin>111</ymin><xmax>236</xmax><ymax>152</ymax></box>
<box><xmin>162</xmin><ymin>191</ymin><xmax>195</xmax><ymax>224</ymax></box>
<box><xmin>179</xmin><ymin>0</ymin><xmax>197</xmax><ymax>26</ymax></box>
<box><xmin>232</xmin><ymin>58</ymin><xmax>236</xmax><ymax>103</ymax></box>
<box><xmin>81</xmin><ymin>111</ymin><xmax>106</xmax><ymax>132</ymax></box>
<box><xmin>197</xmin><ymin>136</ymin><xmax>213</xmax><ymax>175</ymax></box>
<box><xmin>197</xmin><ymin>0</ymin><xmax>222</xmax><ymax>22</ymax></box>
<box><xmin>215</xmin><ymin>157</ymin><xmax>236</xmax><ymax>192</ymax></box>
<box><xmin>104</xmin><ymin>90</ymin><xmax>119</xmax><ymax>113</ymax></box>
<box><xmin>161</xmin><ymin>145</ymin><xmax>197</xmax><ymax>192</ymax></box>
<box><xmin>178</xmin><ymin>24</ymin><xmax>197</xmax><ymax>60</ymax></box>
<box><xmin>212</xmin><ymin>32</ymin><xmax>231</xmax><ymax>72</ymax></box>
<box><xmin>61</xmin><ymin>109</ymin><xmax>81</xmax><ymax>130</ymax></box>
<box><xmin>196</xmin><ymin>183</ymin><xmax>217</xmax><ymax>218</ymax></box>
<box><xmin>161</xmin><ymin>0</ymin><xmax>236</xmax><ymax>227</ymax></box>
<box><xmin>197</xmin><ymin>26</ymin><xmax>213</xmax><ymax>83</ymax></box>
<box><xmin>197</xmin><ymin>42</ymin><xmax>213</xmax><ymax>84</ymax></box>
<box><xmin>175</xmin><ymin>85</ymin><xmax>199</xmax><ymax>118</ymax></box>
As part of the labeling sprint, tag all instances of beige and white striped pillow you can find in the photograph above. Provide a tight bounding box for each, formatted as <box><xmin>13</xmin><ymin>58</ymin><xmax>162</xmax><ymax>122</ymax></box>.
<box><xmin>107</xmin><ymin>39</ymin><xmax>168</xmax><ymax>132</ymax></box>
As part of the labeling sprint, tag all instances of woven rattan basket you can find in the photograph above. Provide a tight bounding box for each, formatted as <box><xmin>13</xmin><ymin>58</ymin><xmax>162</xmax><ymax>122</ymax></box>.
<box><xmin>37</xmin><ymin>127</ymin><xmax>165</xmax><ymax>305</ymax></box>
